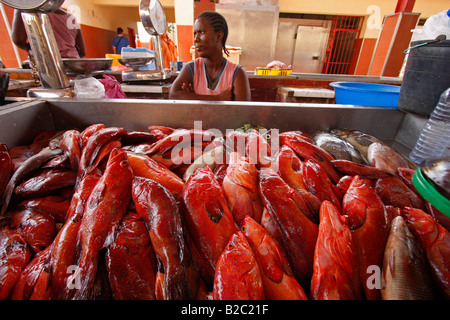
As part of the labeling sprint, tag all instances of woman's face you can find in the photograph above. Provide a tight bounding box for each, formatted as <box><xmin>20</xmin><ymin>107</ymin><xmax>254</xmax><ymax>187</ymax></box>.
<box><xmin>193</xmin><ymin>17</ymin><xmax>223</xmax><ymax>58</ymax></box>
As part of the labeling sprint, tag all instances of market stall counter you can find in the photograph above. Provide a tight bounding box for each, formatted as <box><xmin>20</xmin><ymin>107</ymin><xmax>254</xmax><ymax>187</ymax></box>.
<box><xmin>1</xmin><ymin>98</ymin><xmax>411</xmax><ymax>151</ymax></box>
<box><xmin>2</xmin><ymin>97</ymin><xmax>446</xmax><ymax>302</ymax></box>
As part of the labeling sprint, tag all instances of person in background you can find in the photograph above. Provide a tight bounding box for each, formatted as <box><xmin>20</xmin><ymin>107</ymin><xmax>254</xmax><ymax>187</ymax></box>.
<box><xmin>112</xmin><ymin>27</ymin><xmax>131</xmax><ymax>55</ymax></box>
<box><xmin>169</xmin><ymin>11</ymin><xmax>250</xmax><ymax>101</ymax></box>
<box><xmin>11</xmin><ymin>7</ymin><xmax>86</xmax><ymax>59</ymax></box>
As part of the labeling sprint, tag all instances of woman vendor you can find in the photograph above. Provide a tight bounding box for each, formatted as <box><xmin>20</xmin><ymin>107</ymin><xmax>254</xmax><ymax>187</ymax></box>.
<box><xmin>169</xmin><ymin>11</ymin><xmax>251</xmax><ymax>101</ymax></box>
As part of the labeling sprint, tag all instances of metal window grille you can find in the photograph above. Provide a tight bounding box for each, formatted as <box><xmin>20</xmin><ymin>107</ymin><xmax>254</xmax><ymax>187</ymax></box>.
<box><xmin>322</xmin><ymin>15</ymin><xmax>364</xmax><ymax>74</ymax></box>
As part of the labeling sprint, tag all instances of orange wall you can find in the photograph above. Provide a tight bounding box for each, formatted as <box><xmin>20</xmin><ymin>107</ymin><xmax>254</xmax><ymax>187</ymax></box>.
<box><xmin>81</xmin><ymin>25</ymin><xmax>118</xmax><ymax>58</ymax></box>
<box><xmin>354</xmin><ymin>38</ymin><xmax>377</xmax><ymax>75</ymax></box>
<box><xmin>177</xmin><ymin>25</ymin><xmax>193</xmax><ymax>62</ymax></box>
<box><xmin>0</xmin><ymin>5</ymin><xmax>26</xmax><ymax>67</ymax></box>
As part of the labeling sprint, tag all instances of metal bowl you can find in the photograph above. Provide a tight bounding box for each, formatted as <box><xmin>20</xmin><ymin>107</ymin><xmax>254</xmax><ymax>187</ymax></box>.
<box><xmin>118</xmin><ymin>57</ymin><xmax>155</xmax><ymax>70</ymax></box>
<box><xmin>62</xmin><ymin>58</ymin><xmax>113</xmax><ymax>75</ymax></box>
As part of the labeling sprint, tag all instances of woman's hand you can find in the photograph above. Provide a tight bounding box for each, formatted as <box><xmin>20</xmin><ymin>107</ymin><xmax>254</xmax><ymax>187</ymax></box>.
<box><xmin>217</xmin><ymin>86</ymin><xmax>232</xmax><ymax>101</ymax></box>
<box><xmin>181</xmin><ymin>82</ymin><xmax>194</xmax><ymax>93</ymax></box>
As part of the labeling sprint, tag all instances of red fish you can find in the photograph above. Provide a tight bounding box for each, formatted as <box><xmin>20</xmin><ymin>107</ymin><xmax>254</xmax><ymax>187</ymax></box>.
<box><xmin>9</xmin><ymin>246</ymin><xmax>51</xmax><ymax>300</ymax></box>
<box><xmin>48</xmin><ymin>169</ymin><xmax>102</xmax><ymax>299</ymax></box>
<box><xmin>1</xmin><ymin>147</ymin><xmax>63</xmax><ymax>216</ymax></box>
<box><xmin>272</xmin><ymin>145</ymin><xmax>321</xmax><ymax>216</ymax></box>
<box><xmin>70</xmin><ymin>149</ymin><xmax>133</xmax><ymax>300</ymax></box>
<box><xmin>59</xmin><ymin>130</ymin><xmax>82</xmax><ymax>173</ymax></box>
<box><xmin>245</xmin><ymin>129</ymin><xmax>272</xmax><ymax>168</ymax></box>
<box><xmin>0</xmin><ymin>219</ymin><xmax>31</xmax><ymax>299</ymax></box>
<box><xmin>402</xmin><ymin>207</ymin><xmax>450</xmax><ymax>299</ymax></box>
<box><xmin>148</xmin><ymin>129</ymin><xmax>216</xmax><ymax>169</ymax></box>
<box><xmin>8</xmin><ymin>208</ymin><xmax>56</xmax><ymax>253</ymax></box>
<box><xmin>213</xmin><ymin>231</ymin><xmax>264</xmax><ymax>300</ymax></box>
<box><xmin>311</xmin><ymin>201</ymin><xmax>360</xmax><ymax>300</ymax></box>
<box><xmin>342</xmin><ymin>176</ymin><xmax>389</xmax><ymax>300</ymax></box>
<box><xmin>181</xmin><ymin>166</ymin><xmax>237</xmax><ymax>285</ymax></box>
<box><xmin>222</xmin><ymin>152</ymin><xmax>263</xmax><ymax>227</ymax></box>
<box><xmin>133</xmin><ymin>176</ymin><xmax>192</xmax><ymax>300</ymax></box>
<box><xmin>80</xmin><ymin>123</ymin><xmax>105</xmax><ymax>148</ymax></box>
<box><xmin>106</xmin><ymin>211</ymin><xmax>157</xmax><ymax>300</ymax></box>
<box><xmin>280</xmin><ymin>131</ymin><xmax>340</xmax><ymax>184</ymax></box>
<box><xmin>13</xmin><ymin>168</ymin><xmax>76</xmax><ymax>200</ymax></box>
<box><xmin>258</xmin><ymin>168</ymin><xmax>318</xmax><ymax>289</ymax></box>
<box><xmin>302</xmin><ymin>158</ymin><xmax>342</xmax><ymax>213</ymax></box>
<box><xmin>374</xmin><ymin>176</ymin><xmax>426</xmax><ymax>210</ymax></box>
<box><xmin>126</xmin><ymin>151</ymin><xmax>184</xmax><ymax>199</ymax></box>
<box><xmin>78</xmin><ymin>126</ymin><xmax>127</xmax><ymax>179</ymax></box>
<box><xmin>241</xmin><ymin>216</ymin><xmax>307</xmax><ymax>300</ymax></box>
<box><xmin>0</xmin><ymin>143</ymin><xmax>13</xmax><ymax>197</ymax></box>
<box><xmin>29</xmin><ymin>131</ymin><xmax>55</xmax><ymax>154</ymax></box>
<box><xmin>333</xmin><ymin>159</ymin><xmax>392</xmax><ymax>179</ymax></box>
<box><xmin>18</xmin><ymin>195</ymin><xmax>70</xmax><ymax>223</ymax></box>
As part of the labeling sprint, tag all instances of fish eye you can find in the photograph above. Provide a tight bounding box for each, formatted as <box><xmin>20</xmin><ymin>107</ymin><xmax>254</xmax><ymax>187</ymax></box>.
<box><xmin>120</xmin><ymin>160</ymin><xmax>128</xmax><ymax>167</ymax></box>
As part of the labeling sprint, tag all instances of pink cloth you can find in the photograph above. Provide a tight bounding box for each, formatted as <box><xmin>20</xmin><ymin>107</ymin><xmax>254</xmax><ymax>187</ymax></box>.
<box><xmin>193</xmin><ymin>57</ymin><xmax>237</xmax><ymax>96</ymax></box>
<box><xmin>47</xmin><ymin>11</ymin><xmax>80</xmax><ymax>59</ymax></box>
<box><xmin>99</xmin><ymin>75</ymin><xmax>127</xmax><ymax>99</ymax></box>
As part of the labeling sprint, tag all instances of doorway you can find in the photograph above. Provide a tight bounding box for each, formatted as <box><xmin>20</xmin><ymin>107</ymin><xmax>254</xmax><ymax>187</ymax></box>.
<box><xmin>322</xmin><ymin>15</ymin><xmax>364</xmax><ymax>74</ymax></box>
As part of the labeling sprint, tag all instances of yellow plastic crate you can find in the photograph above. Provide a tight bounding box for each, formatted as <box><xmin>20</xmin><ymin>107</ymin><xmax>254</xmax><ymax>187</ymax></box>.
<box><xmin>255</xmin><ymin>67</ymin><xmax>273</xmax><ymax>75</ymax></box>
<box><xmin>279</xmin><ymin>69</ymin><xmax>292</xmax><ymax>76</ymax></box>
<box><xmin>106</xmin><ymin>54</ymin><xmax>122</xmax><ymax>68</ymax></box>
<box><xmin>255</xmin><ymin>67</ymin><xmax>292</xmax><ymax>76</ymax></box>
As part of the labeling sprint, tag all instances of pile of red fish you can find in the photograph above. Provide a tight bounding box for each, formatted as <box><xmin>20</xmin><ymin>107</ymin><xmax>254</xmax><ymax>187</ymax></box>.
<box><xmin>0</xmin><ymin>124</ymin><xmax>448</xmax><ymax>300</ymax></box>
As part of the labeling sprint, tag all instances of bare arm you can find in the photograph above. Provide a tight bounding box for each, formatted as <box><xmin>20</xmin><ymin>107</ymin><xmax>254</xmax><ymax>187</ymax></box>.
<box><xmin>232</xmin><ymin>67</ymin><xmax>251</xmax><ymax>101</ymax></box>
<box><xmin>169</xmin><ymin>65</ymin><xmax>231</xmax><ymax>101</ymax></box>
<box><xmin>11</xmin><ymin>10</ymin><xmax>30</xmax><ymax>53</ymax></box>
<box><xmin>75</xmin><ymin>28</ymin><xmax>86</xmax><ymax>58</ymax></box>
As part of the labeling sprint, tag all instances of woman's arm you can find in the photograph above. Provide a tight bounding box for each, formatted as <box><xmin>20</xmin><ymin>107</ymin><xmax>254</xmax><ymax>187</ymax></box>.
<box><xmin>169</xmin><ymin>65</ymin><xmax>231</xmax><ymax>101</ymax></box>
<box><xmin>232</xmin><ymin>67</ymin><xmax>251</xmax><ymax>101</ymax></box>
<box><xmin>75</xmin><ymin>28</ymin><xmax>86</xmax><ymax>58</ymax></box>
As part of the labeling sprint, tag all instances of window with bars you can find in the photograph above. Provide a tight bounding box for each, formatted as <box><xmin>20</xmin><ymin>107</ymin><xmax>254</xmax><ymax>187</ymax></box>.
<box><xmin>322</xmin><ymin>15</ymin><xmax>364</xmax><ymax>74</ymax></box>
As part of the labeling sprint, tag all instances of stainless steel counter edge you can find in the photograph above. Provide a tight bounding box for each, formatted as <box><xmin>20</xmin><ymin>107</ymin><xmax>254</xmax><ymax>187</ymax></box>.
<box><xmin>0</xmin><ymin>98</ymin><xmax>424</xmax><ymax>160</ymax></box>
<box><xmin>167</xmin><ymin>70</ymin><xmax>402</xmax><ymax>84</ymax></box>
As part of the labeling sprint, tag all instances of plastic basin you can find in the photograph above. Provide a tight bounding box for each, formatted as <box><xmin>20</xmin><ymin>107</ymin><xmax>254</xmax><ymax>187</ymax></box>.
<box><xmin>330</xmin><ymin>82</ymin><xmax>400</xmax><ymax>107</ymax></box>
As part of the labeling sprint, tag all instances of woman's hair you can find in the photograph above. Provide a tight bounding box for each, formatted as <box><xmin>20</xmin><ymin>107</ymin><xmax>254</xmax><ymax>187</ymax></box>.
<box><xmin>197</xmin><ymin>11</ymin><xmax>229</xmax><ymax>56</ymax></box>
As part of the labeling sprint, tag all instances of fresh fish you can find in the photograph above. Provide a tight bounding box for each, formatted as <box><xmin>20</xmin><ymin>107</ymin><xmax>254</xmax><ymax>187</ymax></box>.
<box><xmin>332</xmin><ymin>129</ymin><xmax>415</xmax><ymax>169</ymax></box>
<box><xmin>367</xmin><ymin>142</ymin><xmax>409</xmax><ymax>174</ymax></box>
<box><xmin>402</xmin><ymin>207</ymin><xmax>450</xmax><ymax>299</ymax></box>
<box><xmin>1</xmin><ymin>147</ymin><xmax>63</xmax><ymax>216</ymax></box>
<box><xmin>381</xmin><ymin>215</ymin><xmax>434</xmax><ymax>300</ymax></box>
<box><xmin>241</xmin><ymin>216</ymin><xmax>308</xmax><ymax>300</ymax></box>
<box><xmin>313</xmin><ymin>131</ymin><xmax>367</xmax><ymax>164</ymax></box>
<box><xmin>259</xmin><ymin>168</ymin><xmax>318</xmax><ymax>290</ymax></box>
<box><xmin>222</xmin><ymin>152</ymin><xmax>263</xmax><ymax>227</ymax></box>
<box><xmin>311</xmin><ymin>201</ymin><xmax>360</xmax><ymax>300</ymax></box>
<box><xmin>182</xmin><ymin>144</ymin><xmax>224</xmax><ymax>182</ymax></box>
<box><xmin>213</xmin><ymin>231</ymin><xmax>264</xmax><ymax>300</ymax></box>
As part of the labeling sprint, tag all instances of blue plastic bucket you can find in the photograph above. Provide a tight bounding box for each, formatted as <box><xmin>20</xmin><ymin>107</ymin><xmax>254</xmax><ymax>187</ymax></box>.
<box><xmin>330</xmin><ymin>82</ymin><xmax>400</xmax><ymax>107</ymax></box>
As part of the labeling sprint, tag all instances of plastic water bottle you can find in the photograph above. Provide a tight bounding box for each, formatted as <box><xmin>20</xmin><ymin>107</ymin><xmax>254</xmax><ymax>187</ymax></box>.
<box><xmin>409</xmin><ymin>87</ymin><xmax>450</xmax><ymax>165</ymax></box>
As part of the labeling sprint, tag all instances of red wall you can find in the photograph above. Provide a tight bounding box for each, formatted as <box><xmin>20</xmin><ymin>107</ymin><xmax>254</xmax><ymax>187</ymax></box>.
<box><xmin>80</xmin><ymin>25</ymin><xmax>118</xmax><ymax>58</ymax></box>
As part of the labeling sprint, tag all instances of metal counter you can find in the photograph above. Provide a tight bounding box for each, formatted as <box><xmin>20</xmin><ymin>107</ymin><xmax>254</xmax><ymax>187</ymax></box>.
<box><xmin>0</xmin><ymin>98</ymin><xmax>424</xmax><ymax>157</ymax></box>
